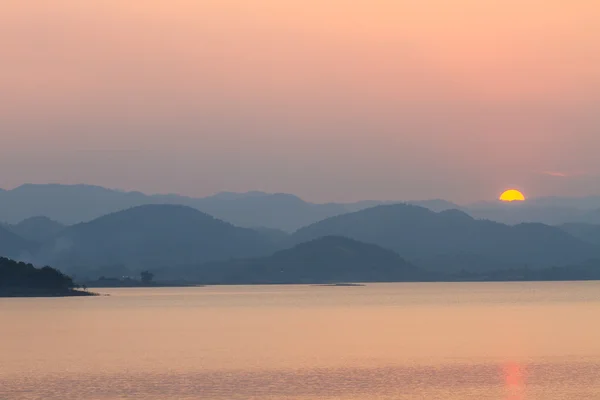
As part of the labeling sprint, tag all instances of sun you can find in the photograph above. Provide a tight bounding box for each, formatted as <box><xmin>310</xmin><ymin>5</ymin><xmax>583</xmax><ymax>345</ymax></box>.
<box><xmin>499</xmin><ymin>189</ymin><xmax>526</xmax><ymax>202</ymax></box>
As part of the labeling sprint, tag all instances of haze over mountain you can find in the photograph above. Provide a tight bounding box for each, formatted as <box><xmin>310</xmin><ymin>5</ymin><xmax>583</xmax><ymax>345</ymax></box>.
<box><xmin>163</xmin><ymin>236</ymin><xmax>421</xmax><ymax>284</ymax></box>
<box><xmin>0</xmin><ymin>184</ymin><xmax>460</xmax><ymax>231</ymax></box>
<box><xmin>0</xmin><ymin>190</ymin><xmax>599</xmax><ymax>281</ymax></box>
<box><xmin>0</xmin><ymin>184</ymin><xmax>358</xmax><ymax>231</ymax></box>
<box><xmin>9</xmin><ymin>217</ymin><xmax>65</xmax><ymax>244</ymax></box>
<box><xmin>466</xmin><ymin>202</ymin><xmax>600</xmax><ymax>226</ymax></box>
<box><xmin>0</xmin><ymin>225</ymin><xmax>35</xmax><ymax>261</ymax></box>
<box><xmin>525</xmin><ymin>196</ymin><xmax>600</xmax><ymax>210</ymax></box>
<box><xmin>559</xmin><ymin>223</ymin><xmax>600</xmax><ymax>246</ymax></box>
<box><xmin>292</xmin><ymin>204</ymin><xmax>599</xmax><ymax>272</ymax></box>
<box><xmin>2</xmin><ymin>184</ymin><xmax>600</xmax><ymax>278</ymax></box>
<box><xmin>4</xmin><ymin>184</ymin><xmax>600</xmax><ymax>232</ymax></box>
<box><xmin>35</xmin><ymin>204</ymin><xmax>276</xmax><ymax>277</ymax></box>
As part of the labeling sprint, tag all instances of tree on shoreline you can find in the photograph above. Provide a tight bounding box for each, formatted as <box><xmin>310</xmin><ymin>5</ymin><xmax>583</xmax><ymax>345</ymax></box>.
<box><xmin>140</xmin><ymin>270</ymin><xmax>154</xmax><ymax>284</ymax></box>
<box><xmin>0</xmin><ymin>257</ymin><xmax>76</xmax><ymax>292</ymax></box>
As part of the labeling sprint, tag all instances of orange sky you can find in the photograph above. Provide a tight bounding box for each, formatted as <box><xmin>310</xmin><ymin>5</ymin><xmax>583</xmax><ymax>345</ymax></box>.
<box><xmin>1</xmin><ymin>1</ymin><xmax>599</xmax><ymax>202</ymax></box>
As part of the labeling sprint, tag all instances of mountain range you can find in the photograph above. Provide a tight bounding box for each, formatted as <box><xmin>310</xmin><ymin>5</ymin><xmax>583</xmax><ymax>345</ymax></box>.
<box><xmin>1</xmin><ymin>184</ymin><xmax>600</xmax><ymax>283</ymax></box>
<box><xmin>292</xmin><ymin>205</ymin><xmax>599</xmax><ymax>272</ymax></box>
<box><xmin>164</xmin><ymin>236</ymin><xmax>421</xmax><ymax>284</ymax></box>
<box><xmin>0</xmin><ymin>184</ymin><xmax>360</xmax><ymax>231</ymax></box>
<box><xmin>4</xmin><ymin>184</ymin><xmax>600</xmax><ymax>232</ymax></box>
<box><xmin>35</xmin><ymin>205</ymin><xmax>276</xmax><ymax>276</ymax></box>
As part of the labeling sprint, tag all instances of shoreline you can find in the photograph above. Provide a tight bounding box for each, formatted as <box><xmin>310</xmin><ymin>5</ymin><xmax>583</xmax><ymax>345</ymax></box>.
<box><xmin>0</xmin><ymin>289</ymin><xmax>99</xmax><ymax>298</ymax></box>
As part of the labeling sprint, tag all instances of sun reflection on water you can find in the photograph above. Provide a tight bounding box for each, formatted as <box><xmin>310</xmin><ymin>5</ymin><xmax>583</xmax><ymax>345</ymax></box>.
<box><xmin>503</xmin><ymin>362</ymin><xmax>526</xmax><ymax>400</ymax></box>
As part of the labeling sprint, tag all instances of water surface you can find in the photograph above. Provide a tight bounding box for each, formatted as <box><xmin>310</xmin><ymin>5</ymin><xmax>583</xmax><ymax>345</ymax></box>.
<box><xmin>2</xmin><ymin>282</ymin><xmax>600</xmax><ymax>399</ymax></box>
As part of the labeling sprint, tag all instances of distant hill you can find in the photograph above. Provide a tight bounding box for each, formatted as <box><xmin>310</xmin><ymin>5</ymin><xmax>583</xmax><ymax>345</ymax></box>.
<box><xmin>4</xmin><ymin>184</ymin><xmax>600</xmax><ymax>231</ymax></box>
<box><xmin>0</xmin><ymin>257</ymin><xmax>89</xmax><ymax>297</ymax></box>
<box><xmin>292</xmin><ymin>204</ymin><xmax>598</xmax><ymax>272</ymax></box>
<box><xmin>0</xmin><ymin>184</ymin><xmax>464</xmax><ymax>232</ymax></box>
<box><xmin>559</xmin><ymin>223</ymin><xmax>600</xmax><ymax>246</ymax></box>
<box><xmin>0</xmin><ymin>225</ymin><xmax>35</xmax><ymax>260</ymax></box>
<box><xmin>0</xmin><ymin>184</ymin><xmax>158</xmax><ymax>225</ymax></box>
<box><xmin>343</xmin><ymin>199</ymin><xmax>460</xmax><ymax>213</ymax></box>
<box><xmin>0</xmin><ymin>184</ymin><xmax>357</xmax><ymax>230</ymax></box>
<box><xmin>165</xmin><ymin>236</ymin><xmax>421</xmax><ymax>284</ymax></box>
<box><xmin>193</xmin><ymin>193</ymin><xmax>351</xmax><ymax>232</ymax></box>
<box><xmin>202</xmin><ymin>191</ymin><xmax>273</xmax><ymax>201</ymax></box>
<box><xmin>10</xmin><ymin>216</ymin><xmax>65</xmax><ymax>243</ymax></box>
<box><xmin>36</xmin><ymin>204</ymin><xmax>276</xmax><ymax>276</ymax></box>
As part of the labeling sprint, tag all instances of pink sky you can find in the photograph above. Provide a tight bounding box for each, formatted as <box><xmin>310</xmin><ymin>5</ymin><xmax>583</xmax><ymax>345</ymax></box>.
<box><xmin>1</xmin><ymin>1</ymin><xmax>599</xmax><ymax>203</ymax></box>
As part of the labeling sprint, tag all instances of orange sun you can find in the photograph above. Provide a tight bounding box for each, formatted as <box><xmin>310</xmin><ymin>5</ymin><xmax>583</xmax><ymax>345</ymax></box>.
<box><xmin>499</xmin><ymin>189</ymin><xmax>526</xmax><ymax>202</ymax></box>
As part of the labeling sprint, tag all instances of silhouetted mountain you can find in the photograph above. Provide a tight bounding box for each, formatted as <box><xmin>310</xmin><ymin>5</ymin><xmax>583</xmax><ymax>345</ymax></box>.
<box><xmin>10</xmin><ymin>216</ymin><xmax>65</xmax><ymax>243</ymax></box>
<box><xmin>0</xmin><ymin>257</ymin><xmax>88</xmax><ymax>297</ymax></box>
<box><xmin>345</xmin><ymin>199</ymin><xmax>460</xmax><ymax>213</ymax></box>
<box><xmin>292</xmin><ymin>204</ymin><xmax>598</xmax><ymax>272</ymax></box>
<box><xmin>559</xmin><ymin>223</ymin><xmax>600</xmax><ymax>245</ymax></box>
<box><xmin>0</xmin><ymin>184</ymin><xmax>152</xmax><ymax>224</ymax></box>
<box><xmin>5</xmin><ymin>184</ymin><xmax>600</xmax><ymax>231</ymax></box>
<box><xmin>0</xmin><ymin>225</ymin><xmax>35</xmax><ymax>260</ymax></box>
<box><xmin>0</xmin><ymin>184</ymin><xmax>466</xmax><ymax>232</ymax></box>
<box><xmin>37</xmin><ymin>205</ymin><xmax>276</xmax><ymax>276</ymax></box>
<box><xmin>0</xmin><ymin>185</ymin><xmax>356</xmax><ymax>230</ymax></box>
<box><xmin>165</xmin><ymin>236</ymin><xmax>421</xmax><ymax>284</ymax></box>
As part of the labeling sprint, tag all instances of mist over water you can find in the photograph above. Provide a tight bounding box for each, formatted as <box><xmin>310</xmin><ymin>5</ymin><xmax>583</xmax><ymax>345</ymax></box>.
<box><xmin>2</xmin><ymin>282</ymin><xmax>600</xmax><ymax>399</ymax></box>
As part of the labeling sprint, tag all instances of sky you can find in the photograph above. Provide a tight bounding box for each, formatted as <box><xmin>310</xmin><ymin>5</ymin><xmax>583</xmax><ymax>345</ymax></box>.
<box><xmin>1</xmin><ymin>1</ymin><xmax>599</xmax><ymax>203</ymax></box>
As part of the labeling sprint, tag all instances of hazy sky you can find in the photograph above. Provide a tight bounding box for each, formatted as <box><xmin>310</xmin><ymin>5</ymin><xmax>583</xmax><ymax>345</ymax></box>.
<box><xmin>2</xmin><ymin>1</ymin><xmax>599</xmax><ymax>203</ymax></box>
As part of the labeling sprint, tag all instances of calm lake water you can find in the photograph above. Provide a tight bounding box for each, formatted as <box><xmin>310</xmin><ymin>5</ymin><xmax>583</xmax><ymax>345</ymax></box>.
<box><xmin>2</xmin><ymin>282</ymin><xmax>600</xmax><ymax>399</ymax></box>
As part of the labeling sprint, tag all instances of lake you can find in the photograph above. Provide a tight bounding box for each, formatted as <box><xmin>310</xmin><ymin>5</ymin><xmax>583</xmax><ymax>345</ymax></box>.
<box><xmin>2</xmin><ymin>282</ymin><xmax>600</xmax><ymax>399</ymax></box>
